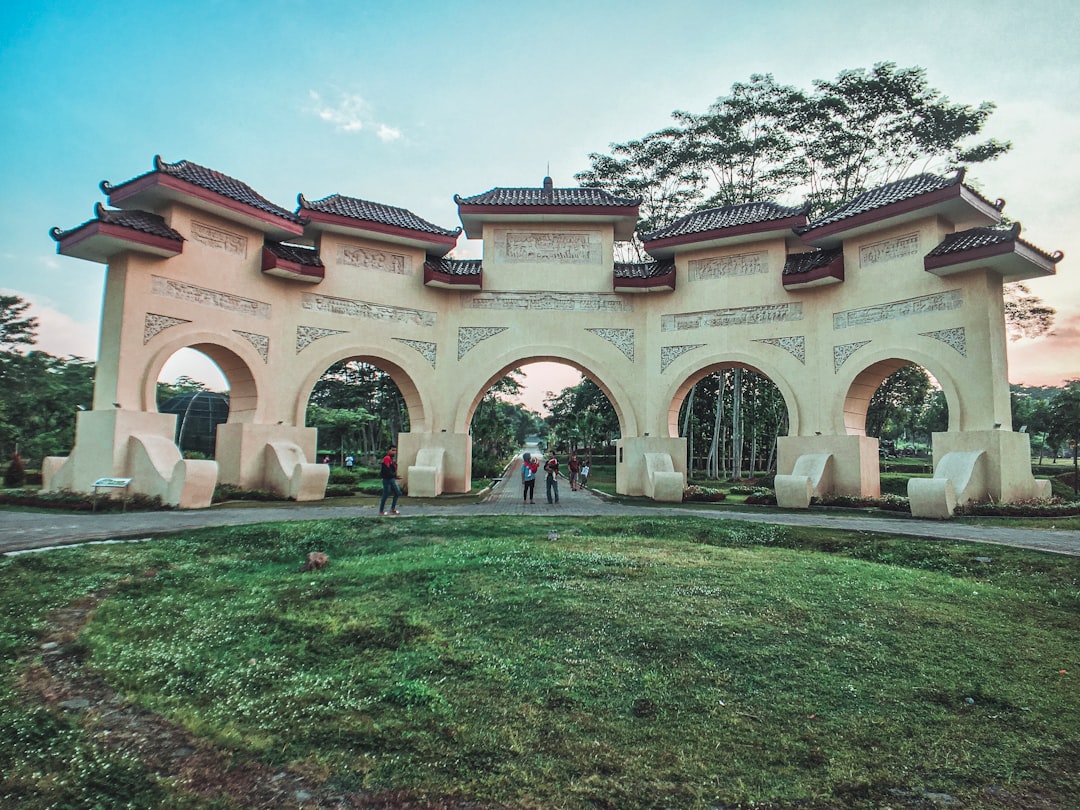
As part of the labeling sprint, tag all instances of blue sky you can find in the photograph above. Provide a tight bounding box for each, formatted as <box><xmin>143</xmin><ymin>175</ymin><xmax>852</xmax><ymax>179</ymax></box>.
<box><xmin>2</xmin><ymin>0</ymin><xmax>1077</xmax><ymax>410</ymax></box>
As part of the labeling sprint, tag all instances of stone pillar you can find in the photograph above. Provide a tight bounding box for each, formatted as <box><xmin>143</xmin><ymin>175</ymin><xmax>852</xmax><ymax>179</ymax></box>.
<box><xmin>397</xmin><ymin>431</ymin><xmax>472</xmax><ymax>495</ymax></box>
<box><xmin>215</xmin><ymin>423</ymin><xmax>319</xmax><ymax>491</ymax></box>
<box><xmin>615</xmin><ymin>436</ymin><xmax>687</xmax><ymax>498</ymax></box>
<box><xmin>777</xmin><ymin>434</ymin><xmax>881</xmax><ymax>500</ymax></box>
<box><xmin>930</xmin><ymin>430</ymin><xmax>1049</xmax><ymax>503</ymax></box>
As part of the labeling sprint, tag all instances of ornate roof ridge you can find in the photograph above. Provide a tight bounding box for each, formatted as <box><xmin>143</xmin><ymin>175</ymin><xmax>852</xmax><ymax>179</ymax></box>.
<box><xmin>101</xmin><ymin>155</ymin><xmax>303</xmax><ymax>224</ymax></box>
<box><xmin>299</xmin><ymin>192</ymin><xmax>461</xmax><ymax>238</ymax></box>
<box><xmin>641</xmin><ymin>200</ymin><xmax>808</xmax><ymax>243</ymax></box>
<box><xmin>927</xmin><ymin>222</ymin><xmax>1064</xmax><ymax>264</ymax></box>
<box><xmin>454</xmin><ymin>177</ymin><xmax>641</xmax><ymax>208</ymax></box>
<box><xmin>51</xmin><ymin>203</ymin><xmax>185</xmax><ymax>242</ymax></box>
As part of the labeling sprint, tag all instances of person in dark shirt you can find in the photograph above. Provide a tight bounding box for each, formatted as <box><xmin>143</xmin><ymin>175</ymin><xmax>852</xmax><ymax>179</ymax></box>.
<box><xmin>379</xmin><ymin>445</ymin><xmax>402</xmax><ymax>515</ymax></box>
<box><xmin>544</xmin><ymin>452</ymin><xmax>560</xmax><ymax>505</ymax></box>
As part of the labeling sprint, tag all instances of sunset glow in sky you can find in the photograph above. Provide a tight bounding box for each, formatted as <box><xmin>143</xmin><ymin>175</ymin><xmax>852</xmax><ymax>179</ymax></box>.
<box><xmin>2</xmin><ymin>0</ymin><xmax>1076</xmax><ymax>414</ymax></box>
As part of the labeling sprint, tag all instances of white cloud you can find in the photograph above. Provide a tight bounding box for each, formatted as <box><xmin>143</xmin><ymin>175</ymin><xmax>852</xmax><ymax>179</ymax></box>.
<box><xmin>376</xmin><ymin>124</ymin><xmax>402</xmax><ymax>143</ymax></box>
<box><xmin>308</xmin><ymin>90</ymin><xmax>402</xmax><ymax>141</ymax></box>
<box><xmin>1</xmin><ymin>288</ymin><xmax>98</xmax><ymax>359</ymax></box>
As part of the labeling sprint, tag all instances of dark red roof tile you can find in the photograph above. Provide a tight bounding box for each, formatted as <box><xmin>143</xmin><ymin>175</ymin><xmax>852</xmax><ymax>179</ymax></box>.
<box><xmin>455</xmin><ymin>177</ymin><xmax>640</xmax><ymax>208</ymax></box>
<box><xmin>926</xmin><ymin>222</ymin><xmax>1063</xmax><ymax>265</ymax></box>
<box><xmin>51</xmin><ymin>203</ymin><xmax>184</xmax><ymax>243</ymax></box>
<box><xmin>300</xmin><ymin>194</ymin><xmax>461</xmax><ymax>238</ymax></box>
<box><xmin>102</xmin><ymin>156</ymin><xmax>302</xmax><ymax>225</ymax></box>
<box><xmin>641</xmin><ymin>201</ymin><xmax>807</xmax><ymax>243</ymax></box>
<box><xmin>783</xmin><ymin>247</ymin><xmax>843</xmax><ymax>276</ymax></box>
<box><xmin>614</xmin><ymin>259</ymin><xmax>675</xmax><ymax>279</ymax></box>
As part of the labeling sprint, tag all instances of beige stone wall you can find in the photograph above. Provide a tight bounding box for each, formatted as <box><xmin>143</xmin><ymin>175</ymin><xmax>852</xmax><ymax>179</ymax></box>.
<box><xmin>50</xmin><ymin>180</ymin><xmax>1042</xmax><ymax>509</ymax></box>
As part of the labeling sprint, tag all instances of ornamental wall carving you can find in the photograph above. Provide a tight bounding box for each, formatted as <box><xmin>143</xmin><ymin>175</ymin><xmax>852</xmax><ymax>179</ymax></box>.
<box><xmin>833</xmin><ymin>340</ymin><xmax>872</xmax><ymax>372</ymax></box>
<box><xmin>295</xmin><ymin>326</ymin><xmax>348</xmax><ymax>353</ymax></box>
<box><xmin>586</xmin><ymin>328</ymin><xmax>634</xmax><ymax>361</ymax></box>
<box><xmin>859</xmin><ymin>232</ymin><xmax>919</xmax><ymax>267</ymax></box>
<box><xmin>151</xmin><ymin>276</ymin><xmax>271</xmax><ymax>319</ymax></box>
<box><xmin>920</xmin><ymin>327</ymin><xmax>967</xmax><ymax>356</ymax></box>
<box><xmin>660</xmin><ymin>344</ymin><xmax>706</xmax><ymax>372</ymax></box>
<box><xmin>191</xmin><ymin>220</ymin><xmax>247</xmax><ymax>257</ymax></box>
<box><xmin>494</xmin><ymin>229</ymin><xmax>602</xmax><ymax>264</ymax></box>
<box><xmin>688</xmin><ymin>251</ymin><xmax>768</xmax><ymax>281</ymax></box>
<box><xmin>337</xmin><ymin>244</ymin><xmax>410</xmax><ymax>275</ymax></box>
<box><xmin>234</xmin><ymin>330</ymin><xmax>269</xmax><ymax>362</ymax></box>
<box><xmin>753</xmin><ymin>335</ymin><xmax>806</xmax><ymax>364</ymax></box>
<box><xmin>832</xmin><ymin>290</ymin><xmax>962</xmax><ymax>330</ymax></box>
<box><xmin>458</xmin><ymin>326</ymin><xmax>508</xmax><ymax>359</ymax></box>
<box><xmin>301</xmin><ymin>293</ymin><xmax>436</xmax><ymax>327</ymax></box>
<box><xmin>661</xmin><ymin>303</ymin><xmax>803</xmax><ymax>332</ymax></box>
<box><xmin>464</xmin><ymin>292</ymin><xmax>632</xmax><ymax>313</ymax></box>
<box><xmin>395</xmin><ymin>338</ymin><xmax>437</xmax><ymax>368</ymax></box>
<box><xmin>143</xmin><ymin>313</ymin><xmax>191</xmax><ymax>344</ymax></box>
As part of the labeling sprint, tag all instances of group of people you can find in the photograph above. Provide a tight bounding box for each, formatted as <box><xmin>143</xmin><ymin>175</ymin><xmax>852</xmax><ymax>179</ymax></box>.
<box><xmin>520</xmin><ymin>451</ymin><xmax>589</xmax><ymax>505</ymax></box>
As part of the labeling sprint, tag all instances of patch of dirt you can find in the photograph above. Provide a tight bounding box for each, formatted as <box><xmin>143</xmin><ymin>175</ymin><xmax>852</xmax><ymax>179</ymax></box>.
<box><xmin>17</xmin><ymin>590</ymin><xmax>491</xmax><ymax>809</ymax></box>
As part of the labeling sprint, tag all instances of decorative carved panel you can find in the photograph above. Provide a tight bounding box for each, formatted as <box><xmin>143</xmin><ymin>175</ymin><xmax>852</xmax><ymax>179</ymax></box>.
<box><xmin>859</xmin><ymin>232</ymin><xmax>919</xmax><ymax>267</ymax></box>
<box><xmin>587</xmin><ymin>328</ymin><xmax>634</xmax><ymax>361</ymax></box>
<box><xmin>301</xmin><ymin>293</ymin><xmax>436</xmax><ymax>327</ymax></box>
<box><xmin>495</xmin><ymin>230</ymin><xmax>602</xmax><ymax>264</ymax></box>
<box><xmin>834</xmin><ymin>340</ymin><xmax>872</xmax><ymax>372</ymax></box>
<box><xmin>753</xmin><ymin>335</ymin><xmax>806</xmax><ymax>364</ymax></box>
<box><xmin>458</xmin><ymin>326</ymin><xmax>508</xmax><ymax>359</ymax></box>
<box><xmin>234</xmin><ymin>330</ymin><xmax>269</xmax><ymax>362</ymax></box>
<box><xmin>191</xmin><ymin>220</ymin><xmax>247</xmax><ymax>257</ymax></box>
<box><xmin>337</xmin><ymin>244</ymin><xmax>410</xmax><ymax>275</ymax></box>
<box><xmin>662</xmin><ymin>302</ymin><xmax>802</xmax><ymax>332</ymax></box>
<box><xmin>296</xmin><ymin>325</ymin><xmax>347</xmax><ymax>353</ymax></box>
<box><xmin>833</xmin><ymin>290</ymin><xmax>962</xmax><ymax>330</ymax></box>
<box><xmin>920</xmin><ymin>327</ymin><xmax>967</xmax><ymax>356</ymax></box>
<box><xmin>143</xmin><ymin>313</ymin><xmax>191</xmax><ymax>344</ymax></box>
<box><xmin>688</xmin><ymin>251</ymin><xmax>768</xmax><ymax>280</ymax></box>
<box><xmin>395</xmin><ymin>338</ymin><xmax>437</xmax><ymax>368</ymax></box>
<box><xmin>465</xmin><ymin>292</ymin><xmax>632</xmax><ymax>313</ymax></box>
<box><xmin>151</xmin><ymin>276</ymin><xmax>271</xmax><ymax>319</ymax></box>
<box><xmin>660</xmin><ymin>344</ymin><xmax>706</xmax><ymax>372</ymax></box>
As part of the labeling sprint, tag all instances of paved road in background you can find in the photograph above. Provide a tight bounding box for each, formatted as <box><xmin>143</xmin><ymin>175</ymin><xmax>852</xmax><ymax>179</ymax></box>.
<box><xmin>3</xmin><ymin>455</ymin><xmax>1079</xmax><ymax>557</ymax></box>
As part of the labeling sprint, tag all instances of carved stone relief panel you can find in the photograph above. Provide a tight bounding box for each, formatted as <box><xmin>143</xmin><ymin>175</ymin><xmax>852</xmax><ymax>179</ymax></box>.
<box><xmin>833</xmin><ymin>290</ymin><xmax>962</xmax><ymax>330</ymax></box>
<box><xmin>458</xmin><ymin>326</ymin><xmax>508</xmax><ymax>359</ymax></box>
<box><xmin>586</xmin><ymin>328</ymin><xmax>634</xmax><ymax>361</ymax></box>
<box><xmin>143</xmin><ymin>313</ymin><xmax>191</xmax><ymax>344</ymax></box>
<box><xmin>301</xmin><ymin>293</ymin><xmax>436</xmax><ymax>327</ymax></box>
<box><xmin>660</xmin><ymin>344</ymin><xmax>706</xmax><ymax>372</ymax></box>
<box><xmin>833</xmin><ymin>340</ymin><xmax>872</xmax><ymax>373</ymax></box>
<box><xmin>151</xmin><ymin>276</ymin><xmax>271</xmax><ymax>319</ymax></box>
<box><xmin>661</xmin><ymin>302</ymin><xmax>803</xmax><ymax>332</ymax></box>
<box><xmin>234</xmin><ymin>330</ymin><xmax>269</xmax><ymax>362</ymax></box>
<box><xmin>753</xmin><ymin>335</ymin><xmax>806</xmax><ymax>364</ymax></box>
<box><xmin>465</xmin><ymin>292</ymin><xmax>632</xmax><ymax>313</ymax></box>
<box><xmin>296</xmin><ymin>326</ymin><xmax>348</xmax><ymax>353</ymax></box>
<box><xmin>688</xmin><ymin>250</ymin><xmax>768</xmax><ymax>281</ymax></box>
<box><xmin>395</xmin><ymin>338</ymin><xmax>437</xmax><ymax>368</ymax></box>
<box><xmin>191</xmin><ymin>220</ymin><xmax>247</xmax><ymax>257</ymax></box>
<box><xmin>494</xmin><ymin>230</ymin><xmax>602</xmax><ymax>264</ymax></box>
<box><xmin>859</xmin><ymin>232</ymin><xmax>919</xmax><ymax>268</ymax></box>
<box><xmin>337</xmin><ymin>244</ymin><xmax>411</xmax><ymax>275</ymax></box>
<box><xmin>919</xmin><ymin>327</ymin><xmax>967</xmax><ymax>356</ymax></box>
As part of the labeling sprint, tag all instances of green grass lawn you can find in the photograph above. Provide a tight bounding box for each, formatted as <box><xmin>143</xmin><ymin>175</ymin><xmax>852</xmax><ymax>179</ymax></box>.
<box><xmin>2</xmin><ymin>516</ymin><xmax>1078</xmax><ymax>808</ymax></box>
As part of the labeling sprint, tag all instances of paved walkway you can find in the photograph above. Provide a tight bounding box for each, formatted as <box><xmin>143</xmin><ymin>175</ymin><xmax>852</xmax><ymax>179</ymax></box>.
<box><xmin>3</xmin><ymin>453</ymin><xmax>1079</xmax><ymax>557</ymax></box>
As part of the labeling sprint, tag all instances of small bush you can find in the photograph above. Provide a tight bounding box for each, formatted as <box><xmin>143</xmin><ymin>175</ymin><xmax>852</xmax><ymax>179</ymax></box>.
<box><xmin>212</xmin><ymin>484</ymin><xmax>283</xmax><ymax>503</ymax></box>
<box><xmin>328</xmin><ymin>468</ymin><xmax>357</xmax><ymax>485</ymax></box>
<box><xmin>324</xmin><ymin>484</ymin><xmax>356</xmax><ymax>498</ymax></box>
<box><xmin>683</xmin><ymin>485</ymin><xmax>726</xmax><ymax>502</ymax></box>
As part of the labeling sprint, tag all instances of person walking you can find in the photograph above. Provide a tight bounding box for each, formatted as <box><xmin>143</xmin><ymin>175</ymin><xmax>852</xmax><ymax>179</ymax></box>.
<box><xmin>544</xmin><ymin>452</ymin><xmax>560</xmax><ymax>505</ymax></box>
<box><xmin>580</xmin><ymin>460</ymin><xmax>590</xmax><ymax>489</ymax></box>
<box><xmin>568</xmin><ymin>453</ymin><xmax>580</xmax><ymax>491</ymax></box>
<box><xmin>521</xmin><ymin>451</ymin><xmax>538</xmax><ymax>503</ymax></box>
<box><xmin>378</xmin><ymin>445</ymin><xmax>402</xmax><ymax>515</ymax></box>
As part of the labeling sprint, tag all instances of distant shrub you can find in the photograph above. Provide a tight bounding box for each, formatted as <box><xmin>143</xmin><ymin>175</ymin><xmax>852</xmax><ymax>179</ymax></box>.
<box><xmin>212</xmin><ymin>484</ymin><xmax>283</xmax><ymax>503</ymax></box>
<box><xmin>4</xmin><ymin>453</ymin><xmax>26</xmax><ymax>488</ymax></box>
<box><xmin>683</xmin><ymin>485</ymin><xmax>726</xmax><ymax>502</ymax></box>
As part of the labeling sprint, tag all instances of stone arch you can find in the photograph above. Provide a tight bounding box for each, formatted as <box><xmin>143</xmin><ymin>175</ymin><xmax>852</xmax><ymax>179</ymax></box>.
<box><xmin>662</xmin><ymin>351</ymin><xmax>800</xmax><ymax>440</ymax></box>
<box><xmin>837</xmin><ymin>347</ymin><xmax>960</xmax><ymax>437</ymax></box>
<box><xmin>454</xmin><ymin>348</ymin><xmax>639</xmax><ymax>438</ymax></box>
<box><xmin>141</xmin><ymin>330</ymin><xmax>260</xmax><ymax>422</ymax></box>
<box><xmin>292</xmin><ymin>341</ymin><xmax>429</xmax><ymax>433</ymax></box>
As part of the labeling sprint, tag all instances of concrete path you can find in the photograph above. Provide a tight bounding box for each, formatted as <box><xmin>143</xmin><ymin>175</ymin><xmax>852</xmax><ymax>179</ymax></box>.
<box><xmin>3</xmin><ymin>453</ymin><xmax>1079</xmax><ymax>557</ymax></box>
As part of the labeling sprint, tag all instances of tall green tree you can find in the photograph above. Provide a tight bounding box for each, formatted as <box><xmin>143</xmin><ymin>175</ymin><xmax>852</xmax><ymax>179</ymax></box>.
<box><xmin>0</xmin><ymin>295</ymin><xmax>39</xmax><ymax>353</ymax></box>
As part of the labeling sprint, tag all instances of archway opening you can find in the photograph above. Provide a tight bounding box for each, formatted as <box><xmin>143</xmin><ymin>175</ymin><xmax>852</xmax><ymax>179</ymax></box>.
<box><xmin>305</xmin><ymin>359</ymin><xmax>410</xmax><ymax>469</ymax></box>
<box><xmin>674</xmin><ymin>365</ymin><xmax>789</xmax><ymax>482</ymax></box>
<box><xmin>156</xmin><ymin>347</ymin><xmax>232</xmax><ymax>458</ymax></box>
<box><xmin>847</xmin><ymin>360</ymin><xmax>949</xmax><ymax>461</ymax></box>
<box><xmin>470</xmin><ymin>361</ymin><xmax>621</xmax><ymax>484</ymax></box>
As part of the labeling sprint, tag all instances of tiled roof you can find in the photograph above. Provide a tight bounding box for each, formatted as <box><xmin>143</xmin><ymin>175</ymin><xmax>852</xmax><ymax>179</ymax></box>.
<box><xmin>925</xmin><ymin>222</ymin><xmax>1063</xmax><ymax>264</ymax></box>
<box><xmin>423</xmin><ymin>258</ymin><xmax>483</xmax><ymax>277</ymax></box>
<box><xmin>265</xmin><ymin>241</ymin><xmax>324</xmax><ymax>267</ymax></box>
<box><xmin>799</xmin><ymin>170</ymin><xmax>1001</xmax><ymax>233</ymax></box>
<box><xmin>51</xmin><ymin>203</ymin><xmax>184</xmax><ymax>243</ymax></box>
<box><xmin>300</xmin><ymin>194</ymin><xmax>461</xmax><ymax>237</ymax></box>
<box><xmin>614</xmin><ymin>259</ymin><xmax>675</xmax><ymax>279</ymax></box>
<box><xmin>783</xmin><ymin>248</ymin><xmax>843</xmax><ymax>276</ymax></box>
<box><xmin>455</xmin><ymin>178</ymin><xmax>640</xmax><ymax>208</ymax></box>
<box><xmin>641</xmin><ymin>201</ymin><xmax>807</xmax><ymax>243</ymax></box>
<box><xmin>102</xmin><ymin>156</ymin><xmax>303</xmax><ymax>224</ymax></box>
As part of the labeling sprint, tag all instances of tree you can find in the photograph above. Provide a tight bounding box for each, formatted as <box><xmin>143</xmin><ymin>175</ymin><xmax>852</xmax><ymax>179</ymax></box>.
<box><xmin>1004</xmin><ymin>283</ymin><xmax>1055</xmax><ymax>341</ymax></box>
<box><xmin>1048</xmin><ymin>381</ymin><xmax>1080</xmax><ymax>494</ymax></box>
<box><xmin>866</xmin><ymin>365</ymin><xmax>933</xmax><ymax>445</ymax></box>
<box><xmin>308</xmin><ymin>360</ymin><xmax>409</xmax><ymax>461</ymax></box>
<box><xmin>0</xmin><ymin>295</ymin><xmax>38</xmax><ymax>353</ymax></box>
